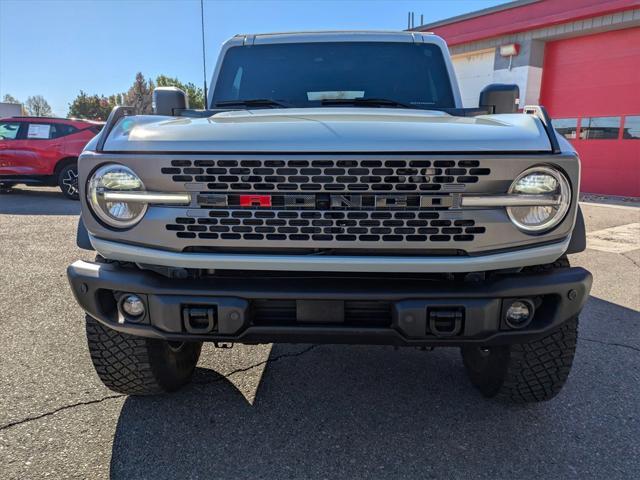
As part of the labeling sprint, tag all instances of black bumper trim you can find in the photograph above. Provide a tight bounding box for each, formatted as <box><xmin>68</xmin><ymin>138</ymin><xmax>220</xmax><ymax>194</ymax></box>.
<box><xmin>67</xmin><ymin>261</ymin><xmax>592</xmax><ymax>347</ymax></box>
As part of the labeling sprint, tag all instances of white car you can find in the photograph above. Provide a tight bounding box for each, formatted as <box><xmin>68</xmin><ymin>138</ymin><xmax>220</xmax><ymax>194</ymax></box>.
<box><xmin>68</xmin><ymin>31</ymin><xmax>591</xmax><ymax>403</ymax></box>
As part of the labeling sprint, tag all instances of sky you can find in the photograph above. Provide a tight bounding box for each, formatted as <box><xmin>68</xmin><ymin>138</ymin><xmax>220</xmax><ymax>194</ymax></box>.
<box><xmin>0</xmin><ymin>0</ymin><xmax>508</xmax><ymax>116</ymax></box>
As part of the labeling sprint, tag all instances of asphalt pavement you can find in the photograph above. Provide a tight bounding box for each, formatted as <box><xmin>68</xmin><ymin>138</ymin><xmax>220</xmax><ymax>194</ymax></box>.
<box><xmin>0</xmin><ymin>187</ymin><xmax>638</xmax><ymax>479</ymax></box>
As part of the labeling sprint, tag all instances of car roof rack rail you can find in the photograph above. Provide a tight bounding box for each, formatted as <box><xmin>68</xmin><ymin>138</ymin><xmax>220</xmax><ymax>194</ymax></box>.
<box><xmin>523</xmin><ymin>105</ymin><xmax>561</xmax><ymax>154</ymax></box>
<box><xmin>96</xmin><ymin>106</ymin><xmax>135</xmax><ymax>152</ymax></box>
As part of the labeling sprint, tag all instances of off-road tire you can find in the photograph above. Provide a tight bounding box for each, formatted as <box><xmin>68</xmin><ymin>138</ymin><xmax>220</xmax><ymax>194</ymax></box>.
<box><xmin>461</xmin><ymin>317</ymin><xmax>578</xmax><ymax>403</ymax></box>
<box><xmin>0</xmin><ymin>183</ymin><xmax>15</xmax><ymax>194</ymax></box>
<box><xmin>85</xmin><ymin>315</ymin><xmax>202</xmax><ymax>395</ymax></box>
<box><xmin>58</xmin><ymin>163</ymin><xmax>79</xmax><ymax>200</ymax></box>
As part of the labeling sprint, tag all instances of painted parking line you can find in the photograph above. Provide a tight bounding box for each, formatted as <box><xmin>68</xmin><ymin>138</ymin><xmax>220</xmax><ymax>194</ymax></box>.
<box><xmin>587</xmin><ymin>222</ymin><xmax>640</xmax><ymax>253</ymax></box>
<box><xmin>580</xmin><ymin>201</ymin><xmax>640</xmax><ymax>211</ymax></box>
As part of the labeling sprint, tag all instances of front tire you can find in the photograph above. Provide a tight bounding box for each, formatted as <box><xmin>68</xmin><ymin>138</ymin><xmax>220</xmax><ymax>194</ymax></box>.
<box><xmin>0</xmin><ymin>182</ymin><xmax>15</xmax><ymax>194</ymax></box>
<box><xmin>461</xmin><ymin>317</ymin><xmax>578</xmax><ymax>403</ymax></box>
<box><xmin>58</xmin><ymin>163</ymin><xmax>79</xmax><ymax>200</ymax></box>
<box><xmin>85</xmin><ymin>315</ymin><xmax>202</xmax><ymax>395</ymax></box>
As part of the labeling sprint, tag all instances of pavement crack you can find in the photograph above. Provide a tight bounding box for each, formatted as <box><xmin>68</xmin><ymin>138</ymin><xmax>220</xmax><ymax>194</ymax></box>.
<box><xmin>0</xmin><ymin>394</ymin><xmax>125</xmax><ymax>432</ymax></box>
<box><xmin>193</xmin><ymin>344</ymin><xmax>321</xmax><ymax>386</ymax></box>
<box><xmin>0</xmin><ymin>345</ymin><xmax>320</xmax><ymax>431</ymax></box>
<box><xmin>621</xmin><ymin>252</ymin><xmax>640</xmax><ymax>269</ymax></box>
<box><xmin>581</xmin><ymin>337</ymin><xmax>640</xmax><ymax>353</ymax></box>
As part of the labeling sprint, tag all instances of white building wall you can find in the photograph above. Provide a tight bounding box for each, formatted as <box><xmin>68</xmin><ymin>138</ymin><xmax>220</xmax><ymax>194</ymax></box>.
<box><xmin>451</xmin><ymin>49</ymin><xmax>495</xmax><ymax>107</ymax></box>
<box><xmin>0</xmin><ymin>102</ymin><xmax>23</xmax><ymax>117</ymax></box>
<box><xmin>451</xmin><ymin>48</ymin><xmax>544</xmax><ymax>108</ymax></box>
<box><xmin>492</xmin><ymin>65</ymin><xmax>543</xmax><ymax>106</ymax></box>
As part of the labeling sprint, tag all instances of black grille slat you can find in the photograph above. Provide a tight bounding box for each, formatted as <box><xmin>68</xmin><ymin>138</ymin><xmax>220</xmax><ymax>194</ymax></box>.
<box><xmin>162</xmin><ymin>158</ymin><xmax>493</xmax><ymax>248</ymax></box>
<box><xmin>167</xmin><ymin>211</ymin><xmax>486</xmax><ymax>244</ymax></box>
<box><xmin>164</xmin><ymin>159</ymin><xmax>490</xmax><ymax>193</ymax></box>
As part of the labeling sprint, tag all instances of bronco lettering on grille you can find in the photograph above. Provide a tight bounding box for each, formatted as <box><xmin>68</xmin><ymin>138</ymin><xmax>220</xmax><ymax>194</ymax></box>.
<box><xmin>239</xmin><ymin>195</ymin><xmax>272</xmax><ymax>207</ymax></box>
<box><xmin>197</xmin><ymin>194</ymin><xmax>462</xmax><ymax>210</ymax></box>
<box><xmin>330</xmin><ymin>195</ymin><xmax>362</xmax><ymax>208</ymax></box>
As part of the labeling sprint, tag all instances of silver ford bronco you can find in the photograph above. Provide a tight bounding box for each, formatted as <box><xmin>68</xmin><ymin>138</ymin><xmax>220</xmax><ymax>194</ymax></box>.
<box><xmin>67</xmin><ymin>31</ymin><xmax>591</xmax><ymax>403</ymax></box>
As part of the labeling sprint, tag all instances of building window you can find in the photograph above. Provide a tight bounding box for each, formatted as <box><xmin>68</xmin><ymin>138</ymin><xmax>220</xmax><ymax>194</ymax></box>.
<box><xmin>580</xmin><ymin>116</ymin><xmax>620</xmax><ymax>139</ymax></box>
<box><xmin>622</xmin><ymin>116</ymin><xmax>640</xmax><ymax>140</ymax></box>
<box><xmin>553</xmin><ymin>118</ymin><xmax>578</xmax><ymax>139</ymax></box>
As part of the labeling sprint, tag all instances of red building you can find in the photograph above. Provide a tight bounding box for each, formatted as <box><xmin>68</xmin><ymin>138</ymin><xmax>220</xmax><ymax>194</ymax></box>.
<box><xmin>414</xmin><ymin>0</ymin><xmax>640</xmax><ymax>197</ymax></box>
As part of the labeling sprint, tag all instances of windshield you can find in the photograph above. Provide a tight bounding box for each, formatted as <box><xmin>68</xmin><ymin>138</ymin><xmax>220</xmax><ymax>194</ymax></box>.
<box><xmin>211</xmin><ymin>42</ymin><xmax>455</xmax><ymax>110</ymax></box>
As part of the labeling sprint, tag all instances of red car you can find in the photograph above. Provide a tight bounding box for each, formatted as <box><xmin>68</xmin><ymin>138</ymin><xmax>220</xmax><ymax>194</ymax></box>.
<box><xmin>0</xmin><ymin>116</ymin><xmax>102</xmax><ymax>199</ymax></box>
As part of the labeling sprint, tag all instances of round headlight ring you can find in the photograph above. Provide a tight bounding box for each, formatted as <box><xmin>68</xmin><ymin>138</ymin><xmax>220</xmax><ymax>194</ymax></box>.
<box><xmin>87</xmin><ymin>164</ymin><xmax>147</xmax><ymax>229</ymax></box>
<box><xmin>507</xmin><ymin>166</ymin><xmax>571</xmax><ymax>233</ymax></box>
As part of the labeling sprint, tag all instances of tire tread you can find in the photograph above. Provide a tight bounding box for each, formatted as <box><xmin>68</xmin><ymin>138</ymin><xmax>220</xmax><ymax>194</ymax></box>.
<box><xmin>496</xmin><ymin>318</ymin><xmax>578</xmax><ymax>403</ymax></box>
<box><xmin>85</xmin><ymin>316</ymin><xmax>199</xmax><ymax>395</ymax></box>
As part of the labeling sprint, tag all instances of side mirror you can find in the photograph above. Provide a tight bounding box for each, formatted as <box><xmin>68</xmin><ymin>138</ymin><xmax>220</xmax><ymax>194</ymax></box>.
<box><xmin>153</xmin><ymin>87</ymin><xmax>188</xmax><ymax>116</ymax></box>
<box><xmin>479</xmin><ymin>84</ymin><xmax>519</xmax><ymax>114</ymax></box>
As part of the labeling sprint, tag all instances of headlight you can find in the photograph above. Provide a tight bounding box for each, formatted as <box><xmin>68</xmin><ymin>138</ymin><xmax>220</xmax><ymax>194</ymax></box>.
<box><xmin>87</xmin><ymin>164</ymin><xmax>147</xmax><ymax>228</ymax></box>
<box><xmin>507</xmin><ymin>166</ymin><xmax>571</xmax><ymax>233</ymax></box>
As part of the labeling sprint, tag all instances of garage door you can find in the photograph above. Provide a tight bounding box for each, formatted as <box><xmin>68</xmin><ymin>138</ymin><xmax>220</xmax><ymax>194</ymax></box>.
<box><xmin>451</xmin><ymin>49</ymin><xmax>495</xmax><ymax>108</ymax></box>
<box><xmin>540</xmin><ymin>28</ymin><xmax>640</xmax><ymax>197</ymax></box>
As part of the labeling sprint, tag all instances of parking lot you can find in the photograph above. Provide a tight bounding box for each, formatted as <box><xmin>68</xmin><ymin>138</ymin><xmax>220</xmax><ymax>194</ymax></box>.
<box><xmin>0</xmin><ymin>186</ymin><xmax>638</xmax><ymax>479</ymax></box>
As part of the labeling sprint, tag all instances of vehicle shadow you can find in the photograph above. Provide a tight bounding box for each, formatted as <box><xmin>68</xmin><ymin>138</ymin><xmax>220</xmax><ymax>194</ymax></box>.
<box><xmin>0</xmin><ymin>187</ymin><xmax>79</xmax><ymax>215</ymax></box>
<box><xmin>109</xmin><ymin>296</ymin><xmax>639</xmax><ymax>479</ymax></box>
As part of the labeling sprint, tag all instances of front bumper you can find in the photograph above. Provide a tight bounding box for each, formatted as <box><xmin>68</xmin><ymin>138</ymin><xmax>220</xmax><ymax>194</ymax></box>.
<box><xmin>89</xmin><ymin>235</ymin><xmax>571</xmax><ymax>273</ymax></box>
<box><xmin>67</xmin><ymin>260</ymin><xmax>592</xmax><ymax>347</ymax></box>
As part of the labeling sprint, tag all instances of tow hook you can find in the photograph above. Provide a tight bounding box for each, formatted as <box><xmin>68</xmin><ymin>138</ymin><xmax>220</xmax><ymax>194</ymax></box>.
<box><xmin>428</xmin><ymin>308</ymin><xmax>464</xmax><ymax>337</ymax></box>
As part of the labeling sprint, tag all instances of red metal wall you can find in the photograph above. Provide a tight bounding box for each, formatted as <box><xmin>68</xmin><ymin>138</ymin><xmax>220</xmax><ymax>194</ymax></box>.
<box><xmin>424</xmin><ymin>0</ymin><xmax>640</xmax><ymax>47</ymax></box>
<box><xmin>540</xmin><ymin>28</ymin><xmax>640</xmax><ymax>197</ymax></box>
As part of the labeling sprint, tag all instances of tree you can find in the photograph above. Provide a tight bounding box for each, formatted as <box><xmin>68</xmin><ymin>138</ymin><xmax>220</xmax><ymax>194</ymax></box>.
<box><xmin>107</xmin><ymin>93</ymin><xmax>124</xmax><ymax>108</ymax></box>
<box><xmin>156</xmin><ymin>75</ymin><xmax>205</xmax><ymax>109</ymax></box>
<box><xmin>25</xmin><ymin>95</ymin><xmax>53</xmax><ymax>117</ymax></box>
<box><xmin>123</xmin><ymin>72</ymin><xmax>154</xmax><ymax>115</ymax></box>
<box><xmin>63</xmin><ymin>72</ymin><xmax>204</xmax><ymax>120</ymax></box>
<box><xmin>68</xmin><ymin>90</ymin><xmax>116</xmax><ymax>120</ymax></box>
<box><xmin>3</xmin><ymin>94</ymin><xmax>20</xmax><ymax>104</ymax></box>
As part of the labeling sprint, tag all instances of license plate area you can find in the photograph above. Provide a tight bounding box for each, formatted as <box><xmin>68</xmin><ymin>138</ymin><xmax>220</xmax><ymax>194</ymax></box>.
<box><xmin>296</xmin><ymin>300</ymin><xmax>345</xmax><ymax>323</ymax></box>
<box><xmin>250</xmin><ymin>299</ymin><xmax>391</xmax><ymax>327</ymax></box>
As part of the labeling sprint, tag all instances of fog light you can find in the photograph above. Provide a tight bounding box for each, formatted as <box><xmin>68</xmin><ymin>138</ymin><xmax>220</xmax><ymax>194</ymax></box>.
<box><xmin>505</xmin><ymin>300</ymin><xmax>533</xmax><ymax>329</ymax></box>
<box><xmin>121</xmin><ymin>294</ymin><xmax>145</xmax><ymax>318</ymax></box>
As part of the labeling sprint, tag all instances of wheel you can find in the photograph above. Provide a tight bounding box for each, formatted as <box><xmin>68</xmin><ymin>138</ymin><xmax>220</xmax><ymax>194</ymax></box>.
<box><xmin>461</xmin><ymin>317</ymin><xmax>578</xmax><ymax>403</ymax></box>
<box><xmin>0</xmin><ymin>182</ymin><xmax>15</xmax><ymax>194</ymax></box>
<box><xmin>58</xmin><ymin>163</ymin><xmax>79</xmax><ymax>200</ymax></box>
<box><xmin>85</xmin><ymin>315</ymin><xmax>202</xmax><ymax>395</ymax></box>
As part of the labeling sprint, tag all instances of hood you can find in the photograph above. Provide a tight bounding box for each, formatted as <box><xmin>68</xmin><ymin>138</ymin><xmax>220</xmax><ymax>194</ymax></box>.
<box><xmin>102</xmin><ymin>108</ymin><xmax>552</xmax><ymax>153</ymax></box>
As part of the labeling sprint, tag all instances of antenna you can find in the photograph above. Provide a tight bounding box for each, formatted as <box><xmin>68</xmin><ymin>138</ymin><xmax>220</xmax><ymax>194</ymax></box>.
<box><xmin>200</xmin><ymin>0</ymin><xmax>208</xmax><ymax>107</ymax></box>
<box><xmin>406</xmin><ymin>11</ymin><xmax>424</xmax><ymax>29</ymax></box>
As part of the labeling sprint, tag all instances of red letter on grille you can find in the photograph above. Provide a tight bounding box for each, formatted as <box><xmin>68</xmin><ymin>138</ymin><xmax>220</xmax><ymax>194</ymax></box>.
<box><xmin>239</xmin><ymin>195</ymin><xmax>272</xmax><ymax>207</ymax></box>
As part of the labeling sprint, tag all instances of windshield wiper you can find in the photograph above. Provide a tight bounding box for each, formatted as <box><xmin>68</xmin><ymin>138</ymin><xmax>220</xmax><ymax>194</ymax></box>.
<box><xmin>215</xmin><ymin>98</ymin><xmax>291</xmax><ymax>108</ymax></box>
<box><xmin>320</xmin><ymin>98</ymin><xmax>416</xmax><ymax>109</ymax></box>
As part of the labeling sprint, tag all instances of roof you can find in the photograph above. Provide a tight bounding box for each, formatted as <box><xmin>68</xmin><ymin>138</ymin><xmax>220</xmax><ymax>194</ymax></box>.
<box><xmin>4</xmin><ymin>116</ymin><xmax>103</xmax><ymax>124</ymax></box>
<box><xmin>411</xmin><ymin>0</ymin><xmax>640</xmax><ymax>46</ymax></box>
<box><xmin>227</xmin><ymin>30</ymin><xmax>439</xmax><ymax>46</ymax></box>
<box><xmin>235</xmin><ymin>30</ymin><xmax>429</xmax><ymax>37</ymax></box>
<box><xmin>412</xmin><ymin>0</ymin><xmax>538</xmax><ymax>30</ymax></box>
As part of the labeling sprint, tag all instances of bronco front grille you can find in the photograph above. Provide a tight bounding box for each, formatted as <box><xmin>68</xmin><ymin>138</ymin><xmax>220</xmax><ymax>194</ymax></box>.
<box><xmin>85</xmin><ymin>153</ymin><xmax>569</xmax><ymax>255</ymax></box>
<box><xmin>162</xmin><ymin>159</ymin><xmax>491</xmax><ymax>192</ymax></box>
<box><xmin>153</xmin><ymin>155</ymin><xmax>505</xmax><ymax>252</ymax></box>
<box><xmin>166</xmin><ymin>210</ymin><xmax>486</xmax><ymax>244</ymax></box>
